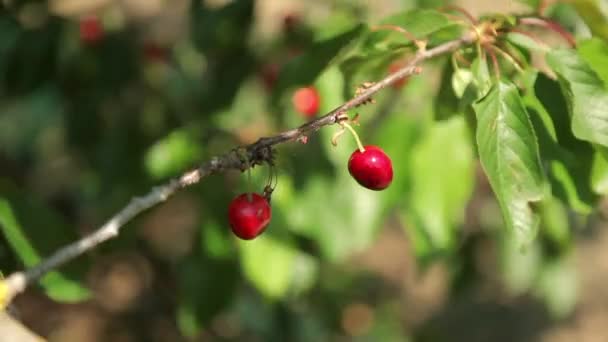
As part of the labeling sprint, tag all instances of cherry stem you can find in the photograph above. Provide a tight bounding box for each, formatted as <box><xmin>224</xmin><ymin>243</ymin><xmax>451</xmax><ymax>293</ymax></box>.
<box><xmin>342</xmin><ymin>122</ymin><xmax>365</xmax><ymax>153</ymax></box>
<box><xmin>489</xmin><ymin>44</ymin><xmax>524</xmax><ymax>73</ymax></box>
<box><xmin>518</xmin><ymin>17</ymin><xmax>576</xmax><ymax>48</ymax></box>
<box><xmin>507</xmin><ymin>28</ymin><xmax>551</xmax><ymax>51</ymax></box>
<box><xmin>370</xmin><ymin>25</ymin><xmax>425</xmax><ymax>50</ymax></box>
<box><xmin>485</xmin><ymin>44</ymin><xmax>501</xmax><ymax>80</ymax></box>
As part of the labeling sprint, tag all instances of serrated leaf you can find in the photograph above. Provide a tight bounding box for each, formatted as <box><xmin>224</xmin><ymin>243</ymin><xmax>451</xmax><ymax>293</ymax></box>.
<box><xmin>0</xmin><ymin>182</ymin><xmax>90</xmax><ymax>302</ymax></box>
<box><xmin>407</xmin><ymin>116</ymin><xmax>475</xmax><ymax>251</ymax></box>
<box><xmin>474</xmin><ymin>81</ymin><xmax>547</xmax><ymax>245</ymax></box>
<box><xmin>546</xmin><ymin>49</ymin><xmax>608</xmax><ymax>147</ymax></box>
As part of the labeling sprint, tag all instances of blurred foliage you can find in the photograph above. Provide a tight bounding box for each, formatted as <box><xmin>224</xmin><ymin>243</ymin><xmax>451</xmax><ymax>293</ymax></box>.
<box><xmin>0</xmin><ymin>0</ymin><xmax>608</xmax><ymax>341</ymax></box>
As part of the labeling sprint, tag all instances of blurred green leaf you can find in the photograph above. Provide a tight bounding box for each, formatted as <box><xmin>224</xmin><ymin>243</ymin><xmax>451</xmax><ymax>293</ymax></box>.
<box><xmin>273</xmin><ymin>24</ymin><xmax>365</xmax><ymax>105</ymax></box>
<box><xmin>527</xmin><ymin>72</ymin><xmax>596</xmax><ymax>213</ymax></box>
<box><xmin>500</xmin><ymin>234</ymin><xmax>542</xmax><ymax>295</ymax></box>
<box><xmin>534</xmin><ymin>254</ymin><xmax>578</xmax><ymax>318</ymax></box>
<box><xmin>506</xmin><ymin>32</ymin><xmax>550</xmax><ymax>53</ymax></box>
<box><xmin>546</xmin><ymin>48</ymin><xmax>608</xmax><ymax>148</ymax></box>
<box><xmin>471</xmin><ymin>57</ymin><xmax>492</xmax><ymax>97</ymax></box>
<box><xmin>514</xmin><ymin>0</ymin><xmax>540</xmax><ymax>9</ymax></box>
<box><xmin>239</xmin><ymin>235</ymin><xmax>300</xmax><ymax>299</ymax></box>
<box><xmin>407</xmin><ymin>116</ymin><xmax>475</xmax><ymax>252</ymax></box>
<box><xmin>578</xmin><ymin>38</ymin><xmax>608</xmax><ymax>85</ymax></box>
<box><xmin>176</xmin><ymin>254</ymin><xmax>238</xmax><ymax>337</ymax></box>
<box><xmin>591</xmin><ymin>150</ymin><xmax>608</xmax><ymax>194</ymax></box>
<box><xmin>571</xmin><ymin>0</ymin><xmax>608</xmax><ymax>41</ymax></box>
<box><xmin>540</xmin><ymin>197</ymin><xmax>571</xmax><ymax>250</ymax></box>
<box><xmin>144</xmin><ymin>129</ymin><xmax>202</xmax><ymax>180</ymax></box>
<box><xmin>0</xmin><ymin>181</ymin><xmax>90</xmax><ymax>302</ymax></box>
<box><xmin>474</xmin><ymin>81</ymin><xmax>547</xmax><ymax>245</ymax></box>
<box><xmin>452</xmin><ymin>68</ymin><xmax>474</xmax><ymax>99</ymax></box>
<box><xmin>363</xmin><ymin>9</ymin><xmax>463</xmax><ymax>52</ymax></box>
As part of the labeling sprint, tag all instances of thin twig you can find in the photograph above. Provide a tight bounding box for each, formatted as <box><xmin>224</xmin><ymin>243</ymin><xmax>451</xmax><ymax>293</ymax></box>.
<box><xmin>1</xmin><ymin>32</ymin><xmax>476</xmax><ymax>305</ymax></box>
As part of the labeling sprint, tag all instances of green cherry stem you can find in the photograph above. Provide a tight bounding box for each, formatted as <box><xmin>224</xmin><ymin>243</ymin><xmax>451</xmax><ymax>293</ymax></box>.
<box><xmin>342</xmin><ymin>122</ymin><xmax>365</xmax><ymax>153</ymax></box>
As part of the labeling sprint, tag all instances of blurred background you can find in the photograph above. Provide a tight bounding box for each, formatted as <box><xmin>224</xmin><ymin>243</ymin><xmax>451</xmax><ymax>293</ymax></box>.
<box><xmin>1</xmin><ymin>0</ymin><xmax>607</xmax><ymax>341</ymax></box>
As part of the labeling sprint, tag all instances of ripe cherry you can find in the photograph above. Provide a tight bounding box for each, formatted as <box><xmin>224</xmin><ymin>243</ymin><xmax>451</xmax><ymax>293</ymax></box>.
<box><xmin>228</xmin><ymin>193</ymin><xmax>271</xmax><ymax>240</ymax></box>
<box><xmin>348</xmin><ymin>145</ymin><xmax>393</xmax><ymax>190</ymax></box>
<box><xmin>292</xmin><ymin>86</ymin><xmax>320</xmax><ymax>117</ymax></box>
<box><xmin>79</xmin><ymin>15</ymin><xmax>103</xmax><ymax>45</ymax></box>
<box><xmin>388</xmin><ymin>62</ymin><xmax>409</xmax><ymax>89</ymax></box>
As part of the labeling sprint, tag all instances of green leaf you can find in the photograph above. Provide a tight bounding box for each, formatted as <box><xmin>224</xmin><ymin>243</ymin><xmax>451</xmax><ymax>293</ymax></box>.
<box><xmin>591</xmin><ymin>150</ymin><xmax>608</xmax><ymax>194</ymax></box>
<box><xmin>506</xmin><ymin>32</ymin><xmax>550</xmax><ymax>53</ymax></box>
<box><xmin>0</xmin><ymin>182</ymin><xmax>91</xmax><ymax>302</ymax></box>
<box><xmin>534</xmin><ymin>254</ymin><xmax>578</xmax><ymax>318</ymax></box>
<box><xmin>361</xmin><ymin>9</ymin><xmax>464</xmax><ymax>54</ymax></box>
<box><xmin>407</xmin><ymin>116</ymin><xmax>475</xmax><ymax>252</ymax></box>
<box><xmin>238</xmin><ymin>236</ymin><xmax>316</xmax><ymax>300</ymax></box>
<box><xmin>527</xmin><ymin>72</ymin><xmax>596</xmax><ymax>213</ymax></box>
<box><xmin>144</xmin><ymin>129</ymin><xmax>202</xmax><ymax>180</ymax></box>
<box><xmin>571</xmin><ymin>0</ymin><xmax>608</xmax><ymax>41</ymax></box>
<box><xmin>471</xmin><ymin>57</ymin><xmax>492</xmax><ymax>97</ymax></box>
<box><xmin>514</xmin><ymin>0</ymin><xmax>540</xmax><ymax>9</ymax></box>
<box><xmin>273</xmin><ymin>24</ymin><xmax>365</xmax><ymax>105</ymax></box>
<box><xmin>546</xmin><ymin>48</ymin><xmax>608</xmax><ymax>147</ymax></box>
<box><xmin>473</xmin><ymin>81</ymin><xmax>547</xmax><ymax>245</ymax></box>
<box><xmin>452</xmin><ymin>68</ymin><xmax>474</xmax><ymax>99</ymax></box>
<box><xmin>540</xmin><ymin>197</ymin><xmax>571</xmax><ymax>250</ymax></box>
<box><xmin>578</xmin><ymin>38</ymin><xmax>608</xmax><ymax>85</ymax></box>
<box><xmin>500</xmin><ymin>234</ymin><xmax>542</xmax><ymax>295</ymax></box>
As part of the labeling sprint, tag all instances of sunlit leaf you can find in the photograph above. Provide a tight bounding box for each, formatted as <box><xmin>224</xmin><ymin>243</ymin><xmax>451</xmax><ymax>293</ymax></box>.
<box><xmin>474</xmin><ymin>81</ymin><xmax>547</xmax><ymax>245</ymax></box>
<box><xmin>144</xmin><ymin>129</ymin><xmax>202</xmax><ymax>180</ymax></box>
<box><xmin>578</xmin><ymin>38</ymin><xmax>608</xmax><ymax>85</ymax></box>
<box><xmin>546</xmin><ymin>48</ymin><xmax>608</xmax><ymax>148</ymax></box>
<box><xmin>407</xmin><ymin>116</ymin><xmax>475</xmax><ymax>252</ymax></box>
<box><xmin>527</xmin><ymin>72</ymin><xmax>596</xmax><ymax>213</ymax></box>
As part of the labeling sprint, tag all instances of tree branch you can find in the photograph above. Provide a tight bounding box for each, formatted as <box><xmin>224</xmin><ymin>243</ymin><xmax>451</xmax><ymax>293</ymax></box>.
<box><xmin>1</xmin><ymin>32</ymin><xmax>476</xmax><ymax>305</ymax></box>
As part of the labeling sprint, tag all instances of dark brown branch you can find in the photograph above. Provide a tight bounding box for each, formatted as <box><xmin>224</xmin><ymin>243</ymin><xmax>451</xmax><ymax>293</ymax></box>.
<box><xmin>1</xmin><ymin>32</ymin><xmax>476</xmax><ymax>306</ymax></box>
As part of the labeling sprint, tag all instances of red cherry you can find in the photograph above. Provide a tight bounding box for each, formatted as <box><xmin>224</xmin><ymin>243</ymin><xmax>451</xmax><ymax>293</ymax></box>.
<box><xmin>228</xmin><ymin>193</ymin><xmax>271</xmax><ymax>240</ymax></box>
<box><xmin>292</xmin><ymin>86</ymin><xmax>320</xmax><ymax>117</ymax></box>
<box><xmin>388</xmin><ymin>62</ymin><xmax>409</xmax><ymax>89</ymax></box>
<box><xmin>79</xmin><ymin>15</ymin><xmax>103</xmax><ymax>45</ymax></box>
<box><xmin>348</xmin><ymin>145</ymin><xmax>393</xmax><ymax>190</ymax></box>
